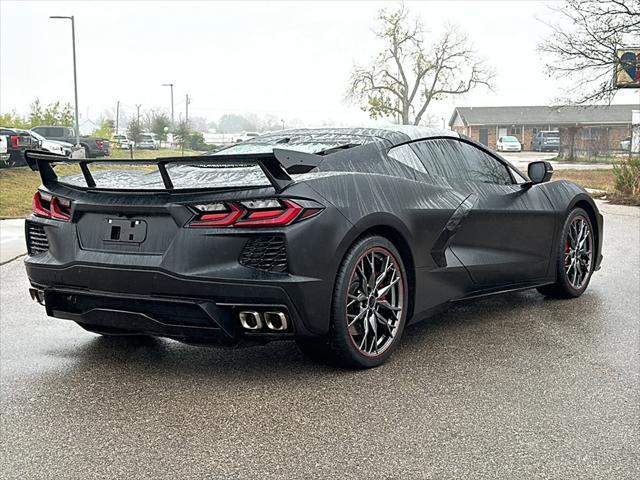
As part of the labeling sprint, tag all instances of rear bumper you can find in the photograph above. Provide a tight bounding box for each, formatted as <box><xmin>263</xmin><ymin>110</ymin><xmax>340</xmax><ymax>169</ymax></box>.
<box><xmin>24</xmin><ymin>198</ymin><xmax>353</xmax><ymax>342</ymax></box>
<box><xmin>26</xmin><ymin>260</ymin><xmax>322</xmax><ymax>343</ymax></box>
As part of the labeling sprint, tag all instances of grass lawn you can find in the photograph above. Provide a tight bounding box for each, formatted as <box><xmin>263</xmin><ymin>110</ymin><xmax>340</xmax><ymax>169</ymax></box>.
<box><xmin>553</xmin><ymin>169</ymin><xmax>615</xmax><ymax>192</ymax></box>
<box><xmin>109</xmin><ymin>147</ymin><xmax>199</xmax><ymax>159</ymax></box>
<box><xmin>0</xmin><ymin>165</ymin><xmax>620</xmax><ymax>219</ymax></box>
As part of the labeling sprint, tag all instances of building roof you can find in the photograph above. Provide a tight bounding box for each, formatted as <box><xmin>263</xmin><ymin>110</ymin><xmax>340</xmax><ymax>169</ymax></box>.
<box><xmin>449</xmin><ymin>104</ymin><xmax>638</xmax><ymax>127</ymax></box>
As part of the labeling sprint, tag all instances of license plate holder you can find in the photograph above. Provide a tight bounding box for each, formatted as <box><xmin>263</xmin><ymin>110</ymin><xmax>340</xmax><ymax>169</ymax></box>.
<box><xmin>103</xmin><ymin>218</ymin><xmax>147</xmax><ymax>243</ymax></box>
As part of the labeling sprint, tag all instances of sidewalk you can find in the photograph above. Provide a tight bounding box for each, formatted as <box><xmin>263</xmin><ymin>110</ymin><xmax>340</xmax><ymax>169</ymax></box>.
<box><xmin>0</xmin><ymin>219</ymin><xmax>25</xmax><ymax>264</ymax></box>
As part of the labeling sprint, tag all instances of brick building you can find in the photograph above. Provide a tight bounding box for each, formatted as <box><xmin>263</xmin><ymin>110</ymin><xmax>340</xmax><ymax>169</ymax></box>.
<box><xmin>449</xmin><ymin>105</ymin><xmax>636</xmax><ymax>156</ymax></box>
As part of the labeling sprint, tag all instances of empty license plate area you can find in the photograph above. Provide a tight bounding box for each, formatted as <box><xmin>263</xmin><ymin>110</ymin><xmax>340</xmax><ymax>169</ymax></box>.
<box><xmin>104</xmin><ymin>219</ymin><xmax>147</xmax><ymax>243</ymax></box>
<box><xmin>76</xmin><ymin>212</ymin><xmax>177</xmax><ymax>254</ymax></box>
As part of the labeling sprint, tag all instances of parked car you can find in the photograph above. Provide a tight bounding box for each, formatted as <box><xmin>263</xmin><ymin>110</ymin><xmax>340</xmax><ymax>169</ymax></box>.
<box><xmin>24</xmin><ymin>127</ymin><xmax>603</xmax><ymax>369</ymax></box>
<box><xmin>21</xmin><ymin>130</ymin><xmax>72</xmax><ymax>157</ymax></box>
<box><xmin>136</xmin><ymin>133</ymin><xmax>159</xmax><ymax>150</ymax></box>
<box><xmin>496</xmin><ymin>136</ymin><xmax>522</xmax><ymax>152</ymax></box>
<box><xmin>0</xmin><ymin>127</ymin><xmax>38</xmax><ymax>167</ymax></box>
<box><xmin>620</xmin><ymin>136</ymin><xmax>631</xmax><ymax>151</ymax></box>
<box><xmin>112</xmin><ymin>134</ymin><xmax>133</xmax><ymax>150</ymax></box>
<box><xmin>531</xmin><ymin>130</ymin><xmax>560</xmax><ymax>152</ymax></box>
<box><xmin>0</xmin><ymin>135</ymin><xmax>9</xmax><ymax>166</ymax></box>
<box><xmin>235</xmin><ymin>132</ymin><xmax>261</xmax><ymax>143</ymax></box>
<box><xmin>31</xmin><ymin>126</ymin><xmax>110</xmax><ymax>158</ymax></box>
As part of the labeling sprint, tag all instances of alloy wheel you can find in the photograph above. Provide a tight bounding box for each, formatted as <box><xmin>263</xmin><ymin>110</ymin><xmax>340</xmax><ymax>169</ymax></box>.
<box><xmin>565</xmin><ymin>215</ymin><xmax>593</xmax><ymax>289</ymax></box>
<box><xmin>345</xmin><ymin>248</ymin><xmax>404</xmax><ymax>357</ymax></box>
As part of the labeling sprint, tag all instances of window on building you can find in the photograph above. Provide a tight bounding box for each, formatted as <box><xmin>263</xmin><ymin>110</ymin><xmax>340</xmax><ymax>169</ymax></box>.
<box><xmin>411</xmin><ymin>138</ymin><xmax>513</xmax><ymax>185</ymax></box>
<box><xmin>508</xmin><ymin>126</ymin><xmax>522</xmax><ymax>136</ymax></box>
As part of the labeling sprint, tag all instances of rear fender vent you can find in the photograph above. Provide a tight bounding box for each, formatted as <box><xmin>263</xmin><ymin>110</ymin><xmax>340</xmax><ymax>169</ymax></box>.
<box><xmin>26</xmin><ymin>222</ymin><xmax>49</xmax><ymax>255</ymax></box>
<box><xmin>239</xmin><ymin>235</ymin><xmax>288</xmax><ymax>273</ymax></box>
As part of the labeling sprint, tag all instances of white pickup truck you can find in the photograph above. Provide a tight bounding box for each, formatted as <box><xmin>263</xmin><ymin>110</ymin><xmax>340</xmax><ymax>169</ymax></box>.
<box><xmin>0</xmin><ymin>135</ymin><xmax>10</xmax><ymax>167</ymax></box>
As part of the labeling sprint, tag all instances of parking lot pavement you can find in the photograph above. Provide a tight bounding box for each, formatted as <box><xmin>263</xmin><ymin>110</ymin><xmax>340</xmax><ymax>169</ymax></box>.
<box><xmin>501</xmin><ymin>151</ymin><xmax>614</xmax><ymax>171</ymax></box>
<box><xmin>0</xmin><ymin>202</ymin><xmax>638</xmax><ymax>479</ymax></box>
<box><xmin>0</xmin><ymin>219</ymin><xmax>25</xmax><ymax>264</ymax></box>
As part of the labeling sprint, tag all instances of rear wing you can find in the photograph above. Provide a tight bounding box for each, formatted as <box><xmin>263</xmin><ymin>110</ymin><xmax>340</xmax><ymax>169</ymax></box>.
<box><xmin>24</xmin><ymin>149</ymin><xmax>325</xmax><ymax>193</ymax></box>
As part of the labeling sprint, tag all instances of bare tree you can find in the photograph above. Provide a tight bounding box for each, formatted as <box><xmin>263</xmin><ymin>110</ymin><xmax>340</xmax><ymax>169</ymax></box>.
<box><xmin>538</xmin><ymin>0</ymin><xmax>640</xmax><ymax>104</ymax></box>
<box><xmin>347</xmin><ymin>5</ymin><xmax>493</xmax><ymax>125</ymax></box>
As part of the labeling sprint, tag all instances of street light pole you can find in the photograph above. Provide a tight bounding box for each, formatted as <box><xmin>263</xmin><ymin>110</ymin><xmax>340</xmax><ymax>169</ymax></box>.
<box><xmin>162</xmin><ymin>83</ymin><xmax>174</xmax><ymax>129</ymax></box>
<box><xmin>50</xmin><ymin>15</ymin><xmax>80</xmax><ymax>148</ymax></box>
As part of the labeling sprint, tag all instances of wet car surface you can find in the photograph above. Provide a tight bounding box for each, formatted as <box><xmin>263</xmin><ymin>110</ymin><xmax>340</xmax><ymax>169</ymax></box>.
<box><xmin>1</xmin><ymin>201</ymin><xmax>638</xmax><ymax>479</ymax></box>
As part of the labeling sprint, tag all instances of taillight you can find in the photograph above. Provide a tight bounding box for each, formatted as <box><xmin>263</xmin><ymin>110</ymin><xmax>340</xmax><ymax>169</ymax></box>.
<box><xmin>32</xmin><ymin>192</ymin><xmax>71</xmax><ymax>221</ymax></box>
<box><xmin>188</xmin><ymin>198</ymin><xmax>323</xmax><ymax>228</ymax></box>
<box><xmin>10</xmin><ymin>135</ymin><xmax>18</xmax><ymax>149</ymax></box>
<box><xmin>96</xmin><ymin>139</ymin><xmax>104</xmax><ymax>150</ymax></box>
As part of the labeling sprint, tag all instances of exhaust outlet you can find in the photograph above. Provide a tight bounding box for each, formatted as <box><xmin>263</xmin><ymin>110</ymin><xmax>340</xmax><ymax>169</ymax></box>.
<box><xmin>239</xmin><ymin>311</ymin><xmax>263</xmax><ymax>330</ymax></box>
<box><xmin>29</xmin><ymin>288</ymin><xmax>45</xmax><ymax>306</ymax></box>
<box><xmin>264</xmin><ymin>311</ymin><xmax>288</xmax><ymax>331</ymax></box>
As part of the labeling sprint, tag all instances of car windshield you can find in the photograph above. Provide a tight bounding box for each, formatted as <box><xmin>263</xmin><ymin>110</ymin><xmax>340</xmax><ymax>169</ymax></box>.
<box><xmin>544</xmin><ymin>132</ymin><xmax>559</xmax><ymax>138</ymax></box>
<box><xmin>503</xmin><ymin>136</ymin><xmax>519</xmax><ymax>142</ymax></box>
<box><xmin>29</xmin><ymin>131</ymin><xmax>46</xmax><ymax>141</ymax></box>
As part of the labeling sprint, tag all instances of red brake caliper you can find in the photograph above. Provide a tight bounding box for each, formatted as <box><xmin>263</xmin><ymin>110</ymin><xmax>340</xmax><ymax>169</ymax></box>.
<box><xmin>565</xmin><ymin>240</ymin><xmax>570</xmax><ymax>266</ymax></box>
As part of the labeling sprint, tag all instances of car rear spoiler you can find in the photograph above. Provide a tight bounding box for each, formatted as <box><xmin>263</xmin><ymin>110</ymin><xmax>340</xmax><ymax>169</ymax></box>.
<box><xmin>24</xmin><ymin>148</ymin><xmax>325</xmax><ymax>193</ymax></box>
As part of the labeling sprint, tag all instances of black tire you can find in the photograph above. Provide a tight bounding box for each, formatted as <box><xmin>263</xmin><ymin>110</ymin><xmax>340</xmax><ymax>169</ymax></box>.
<box><xmin>83</xmin><ymin>145</ymin><xmax>92</xmax><ymax>159</ymax></box>
<box><xmin>537</xmin><ymin>208</ymin><xmax>595</xmax><ymax>299</ymax></box>
<box><xmin>297</xmin><ymin>235</ymin><xmax>409</xmax><ymax>369</ymax></box>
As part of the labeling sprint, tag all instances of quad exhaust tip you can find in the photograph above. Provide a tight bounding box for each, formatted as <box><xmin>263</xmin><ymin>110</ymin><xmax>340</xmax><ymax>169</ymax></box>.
<box><xmin>238</xmin><ymin>310</ymin><xmax>289</xmax><ymax>332</ymax></box>
<box><xmin>239</xmin><ymin>311</ymin><xmax>263</xmax><ymax>330</ymax></box>
<box><xmin>264</xmin><ymin>311</ymin><xmax>288</xmax><ymax>331</ymax></box>
<box><xmin>29</xmin><ymin>288</ymin><xmax>45</xmax><ymax>306</ymax></box>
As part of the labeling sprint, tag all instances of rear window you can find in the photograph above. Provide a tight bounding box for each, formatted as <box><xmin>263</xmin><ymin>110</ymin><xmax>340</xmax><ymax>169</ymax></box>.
<box><xmin>543</xmin><ymin>132</ymin><xmax>559</xmax><ymax>138</ymax></box>
<box><xmin>39</xmin><ymin>127</ymin><xmax>66</xmax><ymax>137</ymax></box>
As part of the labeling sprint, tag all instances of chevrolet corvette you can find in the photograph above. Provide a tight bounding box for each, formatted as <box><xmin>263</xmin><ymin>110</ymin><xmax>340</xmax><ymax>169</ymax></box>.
<box><xmin>24</xmin><ymin>127</ymin><xmax>603</xmax><ymax>368</ymax></box>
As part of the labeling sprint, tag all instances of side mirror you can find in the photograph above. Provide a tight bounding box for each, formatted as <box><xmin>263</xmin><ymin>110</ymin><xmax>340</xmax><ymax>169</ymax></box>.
<box><xmin>527</xmin><ymin>161</ymin><xmax>553</xmax><ymax>185</ymax></box>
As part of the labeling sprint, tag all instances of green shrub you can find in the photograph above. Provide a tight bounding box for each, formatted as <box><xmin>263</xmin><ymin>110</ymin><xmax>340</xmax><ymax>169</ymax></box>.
<box><xmin>612</xmin><ymin>157</ymin><xmax>640</xmax><ymax>200</ymax></box>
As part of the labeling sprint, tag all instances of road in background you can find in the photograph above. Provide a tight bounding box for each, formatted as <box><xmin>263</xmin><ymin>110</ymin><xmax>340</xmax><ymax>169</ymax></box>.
<box><xmin>0</xmin><ymin>219</ymin><xmax>25</xmax><ymax>264</ymax></box>
<box><xmin>502</xmin><ymin>151</ymin><xmax>614</xmax><ymax>171</ymax></box>
<box><xmin>1</xmin><ymin>202</ymin><xmax>638</xmax><ymax>479</ymax></box>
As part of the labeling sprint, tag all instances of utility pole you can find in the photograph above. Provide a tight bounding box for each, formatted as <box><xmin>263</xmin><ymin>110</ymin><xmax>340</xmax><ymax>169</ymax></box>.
<box><xmin>115</xmin><ymin>100</ymin><xmax>120</xmax><ymax>135</ymax></box>
<box><xmin>162</xmin><ymin>83</ymin><xmax>174</xmax><ymax>129</ymax></box>
<box><xmin>50</xmin><ymin>15</ymin><xmax>80</xmax><ymax>148</ymax></box>
<box><xmin>136</xmin><ymin>104</ymin><xmax>142</xmax><ymax>126</ymax></box>
<box><xmin>185</xmin><ymin>94</ymin><xmax>190</xmax><ymax>127</ymax></box>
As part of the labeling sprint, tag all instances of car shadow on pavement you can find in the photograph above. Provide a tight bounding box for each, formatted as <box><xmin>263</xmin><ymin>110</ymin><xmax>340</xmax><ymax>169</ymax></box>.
<box><xmin>40</xmin><ymin>287</ymin><xmax>602</xmax><ymax>381</ymax></box>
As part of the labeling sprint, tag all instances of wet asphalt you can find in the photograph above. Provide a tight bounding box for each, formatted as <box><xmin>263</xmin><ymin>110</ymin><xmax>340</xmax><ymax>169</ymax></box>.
<box><xmin>1</xmin><ymin>202</ymin><xmax>638</xmax><ymax>479</ymax></box>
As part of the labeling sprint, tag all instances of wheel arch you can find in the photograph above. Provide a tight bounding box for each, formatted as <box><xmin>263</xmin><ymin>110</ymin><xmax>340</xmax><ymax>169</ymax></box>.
<box><xmin>569</xmin><ymin>197</ymin><xmax>600</xmax><ymax>263</ymax></box>
<box><xmin>336</xmin><ymin>217</ymin><xmax>416</xmax><ymax>321</ymax></box>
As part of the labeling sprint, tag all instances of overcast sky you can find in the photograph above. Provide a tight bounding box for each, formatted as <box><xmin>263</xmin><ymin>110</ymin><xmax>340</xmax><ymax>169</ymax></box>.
<box><xmin>1</xmin><ymin>0</ymin><xmax>638</xmax><ymax>128</ymax></box>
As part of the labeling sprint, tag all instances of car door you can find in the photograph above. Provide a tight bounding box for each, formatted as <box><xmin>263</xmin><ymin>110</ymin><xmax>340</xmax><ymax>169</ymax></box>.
<box><xmin>411</xmin><ymin>137</ymin><xmax>556</xmax><ymax>287</ymax></box>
